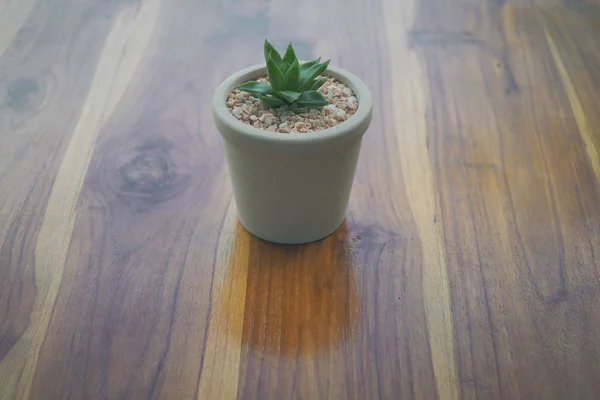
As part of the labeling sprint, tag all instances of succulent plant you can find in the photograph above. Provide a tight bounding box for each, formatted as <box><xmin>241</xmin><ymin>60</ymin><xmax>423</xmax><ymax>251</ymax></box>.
<box><xmin>237</xmin><ymin>40</ymin><xmax>330</xmax><ymax>108</ymax></box>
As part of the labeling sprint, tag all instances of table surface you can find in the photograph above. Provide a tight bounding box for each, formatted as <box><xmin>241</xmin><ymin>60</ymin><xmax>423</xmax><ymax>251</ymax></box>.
<box><xmin>1</xmin><ymin>0</ymin><xmax>600</xmax><ymax>399</ymax></box>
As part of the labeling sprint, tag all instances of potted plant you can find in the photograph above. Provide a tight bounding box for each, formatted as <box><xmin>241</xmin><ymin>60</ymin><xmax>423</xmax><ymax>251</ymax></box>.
<box><xmin>213</xmin><ymin>40</ymin><xmax>372</xmax><ymax>244</ymax></box>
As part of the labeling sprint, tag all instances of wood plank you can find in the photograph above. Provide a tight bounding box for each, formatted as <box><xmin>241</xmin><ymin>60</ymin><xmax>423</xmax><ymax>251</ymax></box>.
<box><xmin>0</xmin><ymin>0</ymin><xmax>599</xmax><ymax>398</ymax></box>
<box><xmin>0</xmin><ymin>1</ymin><xmax>154</xmax><ymax>398</ymax></box>
<box><xmin>411</xmin><ymin>2</ymin><xmax>600</xmax><ymax>398</ymax></box>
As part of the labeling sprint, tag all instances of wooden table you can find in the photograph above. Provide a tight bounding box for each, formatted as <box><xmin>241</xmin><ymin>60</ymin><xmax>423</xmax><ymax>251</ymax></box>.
<box><xmin>1</xmin><ymin>0</ymin><xmax>600</xmax><ymax>398</ymax></box>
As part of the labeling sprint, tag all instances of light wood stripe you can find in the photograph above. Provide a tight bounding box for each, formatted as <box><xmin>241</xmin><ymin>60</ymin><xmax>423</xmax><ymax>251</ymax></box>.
<box><xmin>197</xmin><ymin>202</ymin><xmax>247</xmax><ymax>400</ymax></box>
<box><xmin>0</xmin><ymin>1</ymin><xmax>161</xmax><ymax>398</ymax></box>
<box><xmin>383</xmin><ymin>0</ymin><xmax>459</xmax><ymax>398</ymax></box>
<box><xmin>503</xmin><ymin>5</ymin><xmax>520</xmax><ymax>46</ymax></box>
<box><xmin>0</xmin><ymin>0</ymin><xmax>36</xmax><ymax>58</ymax></box>
<box><xmin>542</xmin><ymin>20</ymin><xmax>600</xmax><ymax>185</ymax></box>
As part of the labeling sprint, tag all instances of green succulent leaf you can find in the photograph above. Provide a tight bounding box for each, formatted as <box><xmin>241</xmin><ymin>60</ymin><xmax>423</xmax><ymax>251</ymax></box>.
<box><xmin>282</xmin><ymin>43</ymin><xmax>298</xmax><ymax>65</ymax></box>
<box><xmin>300</xmin><ymin>57</ymin><xmax>321</xmax><ymax>72</ymax></box>
<box><xmin>310</xmin><ymin>77</ymin><xmax>327</xmax><ymax>90</ymax></box>
<box><xmin>255</xmin><ymin>41</ymin><xmax>331</xmax><ymax>109</ymax></box>
<box><xmin>258</xmin><ymin>93</ymin><xmax>285</xmax><ymax>108</ymax></box>
<box><xmin>264</xmin><ymin>39</ymin><xmax>282</xmax><ymax>65</ymax></box>
<box><xmin>274</xmin><ymin>90</ymin><xmax>301</xmax><ymax>103</ymax></box>
<box><xmin>283</xmin><ymin>59</ymin><xmax>300</xmax><ymax>90</ymax></box>
<box><xmin>280</xmin><ymin>62</ymin><xmax>289</xmax><ymax>74</ymax></box>
<box><xmin>298</xmin><ymin>60</ymin><xmax>330</xmax><ymax>91</ymax></box>
<box><xmin>296</xmin><ymin>90</ymin><xmax>329</xmax><ymax>106</ymax></box>
<box><xmin>237</xmin><ymin>81</ymin><xmax>273</xmax><ymax>96</ymax></box>
<box><xmin>266</xmin><ymin>56</ymin><xmax>285</xmax><ymax>91</ymax></box>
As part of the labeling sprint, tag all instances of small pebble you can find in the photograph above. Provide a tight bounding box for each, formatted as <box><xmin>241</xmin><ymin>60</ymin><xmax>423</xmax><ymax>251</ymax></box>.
<box><xmin>226</xmin><ymin>76</ymin><xmax>358</xmax><ymax>134</ymax></box>
<box><xmin>232</xmin><ymin>107</ymin><xmax>243</xmax><ymax>117</ymax></box>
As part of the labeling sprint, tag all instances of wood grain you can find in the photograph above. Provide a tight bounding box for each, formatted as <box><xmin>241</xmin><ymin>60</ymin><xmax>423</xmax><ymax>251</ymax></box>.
<box><xmin>1</xmin><ymin>0</ymin><xmax>600</xmax><ymax>398</ymax></box>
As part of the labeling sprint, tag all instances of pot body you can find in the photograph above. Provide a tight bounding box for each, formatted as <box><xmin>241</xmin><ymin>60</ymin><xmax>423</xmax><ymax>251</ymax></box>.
<box><xmin>213</xmin><ymin>64</ymin><xmax>372</xmax><ymax>244</ymax></box>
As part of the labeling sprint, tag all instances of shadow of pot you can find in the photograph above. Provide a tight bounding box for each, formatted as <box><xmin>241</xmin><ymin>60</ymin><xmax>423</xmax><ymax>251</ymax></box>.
<box><xmin>216</xmin><ymin>220</ymin><xmax>361</xmax><ymax>358</ymax></box>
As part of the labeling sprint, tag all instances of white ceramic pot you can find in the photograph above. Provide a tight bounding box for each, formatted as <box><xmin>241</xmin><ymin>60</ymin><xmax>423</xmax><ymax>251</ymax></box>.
<box><xmin>213</xmin><ymin>64</ymin><xmax>373</xmax><ymax>244</ymax></box>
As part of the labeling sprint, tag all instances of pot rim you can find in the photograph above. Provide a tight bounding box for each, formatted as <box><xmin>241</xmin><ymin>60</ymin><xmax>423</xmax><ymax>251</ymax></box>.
<box><xmin>212</xmin><ymin>63</ymin><xmax>373</xmax><ymax>150</ymax></box>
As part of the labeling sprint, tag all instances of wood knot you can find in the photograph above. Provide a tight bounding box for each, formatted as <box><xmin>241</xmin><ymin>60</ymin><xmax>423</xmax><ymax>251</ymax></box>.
<box><xmin>6</xmin><ymin>77</ymin><xmax>40</xmax><ymax>112</ymax></box>
<box><xmin>114</xmin><ymin>139</ymin><xmax>189</xmax><ymax>213</ymax></box>
<box><xmin>87</xmin><ymin>118</ymin><xmax>197</xmax><ymax>213</ymax></box>
<box><xmin>120</xmin><ymin>143</ymin><xmax>173</xmax><ymax>190</ymax></box>
<box><xmin>4</xmin><ymin>71</ymin><xmax>55</xmax><ymax>114</ymax></box>
<box><xmin>84</xmin><ymin>119</ymin><xmax>208</xmax><ymax>214</ymax></box>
